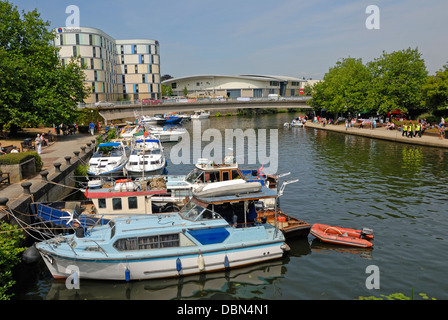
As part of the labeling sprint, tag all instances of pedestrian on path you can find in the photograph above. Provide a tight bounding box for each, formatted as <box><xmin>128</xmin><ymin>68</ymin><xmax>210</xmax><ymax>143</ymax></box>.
<box><xmin>89</xmin><ymin>122</ymin><xmax>95</xmax><ymax>135</ymax></box>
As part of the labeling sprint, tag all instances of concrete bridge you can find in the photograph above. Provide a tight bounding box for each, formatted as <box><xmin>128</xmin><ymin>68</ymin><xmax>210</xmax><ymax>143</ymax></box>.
<box><xmin>94</xmin><ymin>98</ymin><xmax>312</xmax><ymax>122</ymax></box>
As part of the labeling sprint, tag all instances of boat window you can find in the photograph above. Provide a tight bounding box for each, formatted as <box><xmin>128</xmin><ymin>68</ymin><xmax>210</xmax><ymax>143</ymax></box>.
<box><xmin>222</xmin><ymin>171</ymin><xmax>230</xmax><ymax>181</ymax></box>
<box><xmin>110</xmin><ymin>150</ymin><xmax>121</xmax><ymax>157</ymax></box>
<box><xmin>113</xmin><ymin>198</ymin><xmax>122</xmax><ymax>210</ymax></box>
<box><xmin>204</xmin><ymin>171</ymin><xmax>220</xmax><ymax>182</ymax></box>
<box><xmin>128</xmin><ymin>197</ymin><xmax>138</xmax><ymax>209</ymax></box>
<box><xmin>98</xmin><ymin>198</ymin><xmax>106</xmax><ymax>209</ymax></box>
<box><xmin>231</xmin><ymin>170</ymin><xmax>242</xmax><ymax>180</ymax></box>
<box><xmin>113</xmin><ymin>233</ymin><xmax>180</xmax><ymax>251</ymax></box>
<box><xmin>185</xmin><ymin>168</ymin><xmax>204</xmax><ymax>183</ymax></box>
<box><xmin>179</xmin><ymin>198</ymin><xmax>222</xmax><ymax>221</ymax></box>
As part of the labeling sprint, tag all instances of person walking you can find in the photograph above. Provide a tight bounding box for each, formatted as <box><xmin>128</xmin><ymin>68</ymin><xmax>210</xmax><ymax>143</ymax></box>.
<box><xmin>89</xmin><ymin>122</ymin><xmax>95</xmax><ymax>135</ymax></box>
<box><xmin>402</xmin><ymin>123</ymin><xmax>408</xmax><ymax>137</ymax></box>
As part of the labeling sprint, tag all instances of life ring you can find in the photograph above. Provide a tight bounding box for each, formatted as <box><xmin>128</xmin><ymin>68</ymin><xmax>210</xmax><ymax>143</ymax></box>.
<box><xmin>116</xmin><ymin>179</ymin><xmax>131</xmax><ymax>184</ymax></box>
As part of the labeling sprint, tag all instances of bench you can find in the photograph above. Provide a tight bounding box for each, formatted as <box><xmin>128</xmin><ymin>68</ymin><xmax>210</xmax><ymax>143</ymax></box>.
<box><xmin>21</xmin><ymin>141</ymin><xmax>35</xmax><ymax>151</ymax></box>
<box><xmin>1</xmin><ymin>145</ymin><xmax>15</xmax><ymax>153</ymax></box>
<box><xmin>0</xmin><ymin>172</ymin><xmax>10</xmax><ymax>186</ymax></box>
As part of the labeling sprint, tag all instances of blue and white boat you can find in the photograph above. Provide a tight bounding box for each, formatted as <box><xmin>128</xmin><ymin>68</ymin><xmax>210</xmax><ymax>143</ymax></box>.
<box><xmin>87</xmin><ymin>142</ymin><xmax>130</xmax><ymax>178</ymax></box>
<box><xmin>35</xmin><ymin>186</ymin><xmax>288</xmax><ymax>281</ymax></box>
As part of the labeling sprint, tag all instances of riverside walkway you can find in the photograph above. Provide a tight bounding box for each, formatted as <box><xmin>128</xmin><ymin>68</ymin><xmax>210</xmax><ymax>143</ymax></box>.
<box><xmin>0</xmin><ymin>133</ymin><xmax>97</xmax><ymax>210</ymax></box>
<box><xmin>303</xmin><ymin>122</ymin><xmax>448</xmax><ymax>149</ymax></box>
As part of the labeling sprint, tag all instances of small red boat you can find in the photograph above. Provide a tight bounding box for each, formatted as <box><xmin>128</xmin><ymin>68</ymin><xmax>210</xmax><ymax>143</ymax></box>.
<box><xmin>310</xmin><ymin>223</ymin><xmax>374</xmax><ymax>248</ymax></box>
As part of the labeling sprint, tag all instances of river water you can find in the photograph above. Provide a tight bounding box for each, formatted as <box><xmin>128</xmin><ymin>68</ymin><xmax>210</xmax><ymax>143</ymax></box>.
<box><xmin>12</xmin><ymin>113</ymin><xmax>448</xmax><ymax>300</ymax></box>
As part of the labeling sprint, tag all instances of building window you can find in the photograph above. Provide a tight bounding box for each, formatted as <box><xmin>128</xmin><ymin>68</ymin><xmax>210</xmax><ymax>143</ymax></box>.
<box><xmin>135</xmin><ymin>65</ymin><xmax>138</xmax><ymax>74</ymax></box>
<box><xmin>89</xmin><ymin>34</ymin><xmax>92</xmax><ymax>46</ymax></box>
<box><xmin>75</xmin><ymin>34</ymin><xmax>79</xmax><ymax>45</ymax></box>
<box><xmin>73</xmin><ymin>46</ymin><xmax>77</xmax><ymax>57</ymax></box>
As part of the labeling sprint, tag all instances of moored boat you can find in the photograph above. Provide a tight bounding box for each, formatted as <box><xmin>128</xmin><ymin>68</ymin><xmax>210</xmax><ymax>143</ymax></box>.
<box><xmin>191</xmin><ymin>110</ymin><xmax>210</xmax><ymax>119</ymax></box>
<box><xmin>310</xmin><ymin>223</ymin><xmax>374</xmax><ymax>248</ymax></box>
<box><xmin>141</xmin><ymin>115</ymin><xmax>166</xmax><ymax>125</ymax></box>
<box><xmin>87</xmin><ymin>142</ymin><xmax>130</xmax><ymax>178</ymax></box>
<box><xmin>35</xmin><ymin>188</ymin><xmax>288</xmax><ymax>281</ymax></box>
<box><xmin>125</xmin><ymin>137</ymin><xmax>167</xmax><ymax>178</ymax></box>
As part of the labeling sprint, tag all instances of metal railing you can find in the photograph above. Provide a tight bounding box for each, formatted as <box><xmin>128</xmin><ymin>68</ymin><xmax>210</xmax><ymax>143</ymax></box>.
<box><xmin>78</xmin><ymin>96</ymin><xmax>311</xmax><ymax>109</ymax></box>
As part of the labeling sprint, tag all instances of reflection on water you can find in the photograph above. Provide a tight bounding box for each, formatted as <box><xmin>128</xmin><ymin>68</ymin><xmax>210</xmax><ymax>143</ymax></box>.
<box><xmin>45</xmin><ymin>261</ymin><xmax>286</xmax><ymax>300</ymax></box>
<box><xmin>13</xmin><ymin>113</ymin><xmax>448</xmax><ymax>300</ymax></box>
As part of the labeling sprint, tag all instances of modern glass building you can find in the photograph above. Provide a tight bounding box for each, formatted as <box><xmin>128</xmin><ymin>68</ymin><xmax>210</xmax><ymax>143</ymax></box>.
<box><xmin>53</xmin><ymin>27</ymin><xmax>161</xmax><ymax>104</ymax></box>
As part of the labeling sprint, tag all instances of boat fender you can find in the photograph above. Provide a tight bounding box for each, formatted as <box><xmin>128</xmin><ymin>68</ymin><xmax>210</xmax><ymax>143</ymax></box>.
<box><xmin>75</xmin><ymin>226</ymin><xmax>85</xmax><ymax>238</ymax></box>
<box><xmin>22</xmin><ymin>244</ymin><xmax>40</xmax><ymax>264</ymax></box>
<box><xmin>125</xmin><ymin>268</ymin><xmax>130</xmax><ymax>282</ymax></box>
<box><xmin>198</xmin><ymin>253</ymin><xmax>205</xmax><ymax>272</ymax></box>
<box><xmin>176</xmin><ymin>258</ymin><xmax>182</xmax><ymax>272</ymax></box>
<box><xmin>224</xmin><ymin>255</ymin><xmax>230</xmax><ymax>269</ymax></box>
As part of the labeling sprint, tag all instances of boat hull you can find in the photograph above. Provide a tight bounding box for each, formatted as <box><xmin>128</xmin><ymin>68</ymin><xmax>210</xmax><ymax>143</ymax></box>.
<box><xmin>310</xmin><ymin>223</ymin><xmax>373</xmax><ymax>248</ymax></box>
<box><xmin>38</xmin><ymin>241</ymin><xmax>285</xmax><ymax>281</ymax></box>
<box><xmin>125</xmin><ymin>165</ymin><xmax>166</xmax><ymax>178</ymax></box>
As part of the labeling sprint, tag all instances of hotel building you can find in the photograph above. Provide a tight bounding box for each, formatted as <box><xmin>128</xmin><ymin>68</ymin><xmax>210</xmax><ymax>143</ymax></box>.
<box><xmin>53</xmin><ymin>27</ymin><xmax>161</xmax><ymax>104</ymax></box>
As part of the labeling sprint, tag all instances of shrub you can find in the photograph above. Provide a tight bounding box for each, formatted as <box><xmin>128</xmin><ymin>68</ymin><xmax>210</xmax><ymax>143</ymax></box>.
<box><xmin>0</xmin><ymin>222</ymin><xmax>25</xmax><ymax>300</ymax></box>
<box><xmin>0</xmin><ymin>152</ymin><xmax>42</xmax><ymax>172</ymax></box>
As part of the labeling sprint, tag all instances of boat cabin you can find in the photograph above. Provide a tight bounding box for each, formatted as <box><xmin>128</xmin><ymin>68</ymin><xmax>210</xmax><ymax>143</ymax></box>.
<box><xmin>85</xmin><ymin>183</ymin><xmax>167</xmax><ymax>218</ymax></box>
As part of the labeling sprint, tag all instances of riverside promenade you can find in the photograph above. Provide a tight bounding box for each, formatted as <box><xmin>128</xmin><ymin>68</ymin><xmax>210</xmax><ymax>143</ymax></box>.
<box><xmin>303</xmin><ymin>121</ymin><xmax>448</xmax><ymax>149</ymax></box>
<box><xmin>0</xmin><ymin>132</ymin><xmax>97</xmax><ymax>220</ymax></box>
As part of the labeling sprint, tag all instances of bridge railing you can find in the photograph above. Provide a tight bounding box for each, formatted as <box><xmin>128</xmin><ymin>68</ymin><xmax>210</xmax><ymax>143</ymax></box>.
<box><xmin>78</xmin><ymin>96</ymin><xmax>311</xmax><ymax>109</ymax></box>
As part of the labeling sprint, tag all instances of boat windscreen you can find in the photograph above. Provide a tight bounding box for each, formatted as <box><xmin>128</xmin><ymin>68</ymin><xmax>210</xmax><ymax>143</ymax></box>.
<box><xmin>185</xmin><ymin>168</ymin><xmax>203</xmax><ymax>183</ymax></box>
<box><xmin>179</xmin><ymin>198</ymin><xmax>222</xmax><ymax>221</ymax></box>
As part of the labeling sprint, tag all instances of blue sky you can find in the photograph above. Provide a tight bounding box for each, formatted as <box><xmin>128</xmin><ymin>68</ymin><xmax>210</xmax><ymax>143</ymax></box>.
<box><xmin>14</xmin><ymin>0</ymin><xmax>448</xmax><ymax>79</ymax></box>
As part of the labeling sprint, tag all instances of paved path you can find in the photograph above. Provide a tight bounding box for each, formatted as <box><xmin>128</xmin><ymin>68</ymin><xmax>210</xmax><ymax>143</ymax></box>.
<box><xmin>0</xmin><ymin>133</ymin><xmax>97</xmax><ymax>205</ymax></box>
<box><xmin>303</xmin><ymin>122</ymin><xmax>448</xmax><ymax>149</ymax></box>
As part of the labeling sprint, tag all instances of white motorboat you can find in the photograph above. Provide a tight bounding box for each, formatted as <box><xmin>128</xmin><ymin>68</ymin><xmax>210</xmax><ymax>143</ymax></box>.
<box><xmin>191</xmin><ymin>110</ymin><xmax>210</xmax><ymax>119</ymax></box>
<box><xmin>125</xmin><ymin>137</ymin><xmax>167</xmax><ymax>178</ymax></box>
<box><xmin>87</xmin><ymin>142</ymin><xmax>130</xmax><ymax>178</ymax></box>
<box><xmin>144</xmin><ymin>125</ymin><xmax>187</xmax><ymax>142</ymax></box>
<box><xmin>141</xmin><ymin>115</ymin><xmax>166</xmax><ymax>125</ymax></box>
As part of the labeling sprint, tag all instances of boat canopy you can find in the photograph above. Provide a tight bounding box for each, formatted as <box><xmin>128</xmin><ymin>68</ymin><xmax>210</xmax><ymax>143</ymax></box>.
<box><xmin>98</xmin><ymin>142</ymin><xmax>121</xmax><ymax>147</ymax></box>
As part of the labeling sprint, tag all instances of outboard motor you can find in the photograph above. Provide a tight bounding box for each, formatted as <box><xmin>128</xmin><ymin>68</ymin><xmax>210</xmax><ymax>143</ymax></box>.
<box><xmin>360</xmin><ymin>228</ymin><xmax>373</xmax><ymax>239</ymax></box>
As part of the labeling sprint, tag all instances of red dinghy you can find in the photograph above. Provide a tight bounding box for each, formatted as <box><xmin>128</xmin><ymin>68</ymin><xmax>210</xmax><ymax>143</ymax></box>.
<box><xmin>310</xmin><ymin>223</ymin><xmax>374</xmax><ymax>248</ymax></box>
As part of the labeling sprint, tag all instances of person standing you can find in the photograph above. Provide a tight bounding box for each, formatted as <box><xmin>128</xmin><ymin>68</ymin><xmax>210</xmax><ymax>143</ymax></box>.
<box><xmin>402</xmin><ymin>123</ymin><xmax>408</xmax><ymax>137</ymax></box>
<box><xmin>89</xmin><ymin>122</ymin><xmax>95</xmax><ymax>135</ymax></box>
<box><xmin>407</xmin><ymin>123</ymin><xmax>413</xmax><ymax>138</ymax></box>
<box><xmin>35</xmin><ymin>134</ymin><xmax>42</xmax><ymax>154</ymax></box>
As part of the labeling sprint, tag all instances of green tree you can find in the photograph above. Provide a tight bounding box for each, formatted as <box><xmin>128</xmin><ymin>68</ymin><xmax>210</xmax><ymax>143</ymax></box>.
<box><xmin>366</xmin><ymin>48</ymin><xmax>427</xmax><ymax>117</ymax></box>
<box><xmin>0</xmin><ymin>1</ymin><xmax>89</xmax><ymax>135</ymax></box>
<box><xmin>421</xmin><ymin>63</ymin><xmax>448</xmax><ymax>114</ymax></box>
<box><xmin>310</xmin><ymin>57</ymin><xmax>371</xmax><ymax>118</ymax></box>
